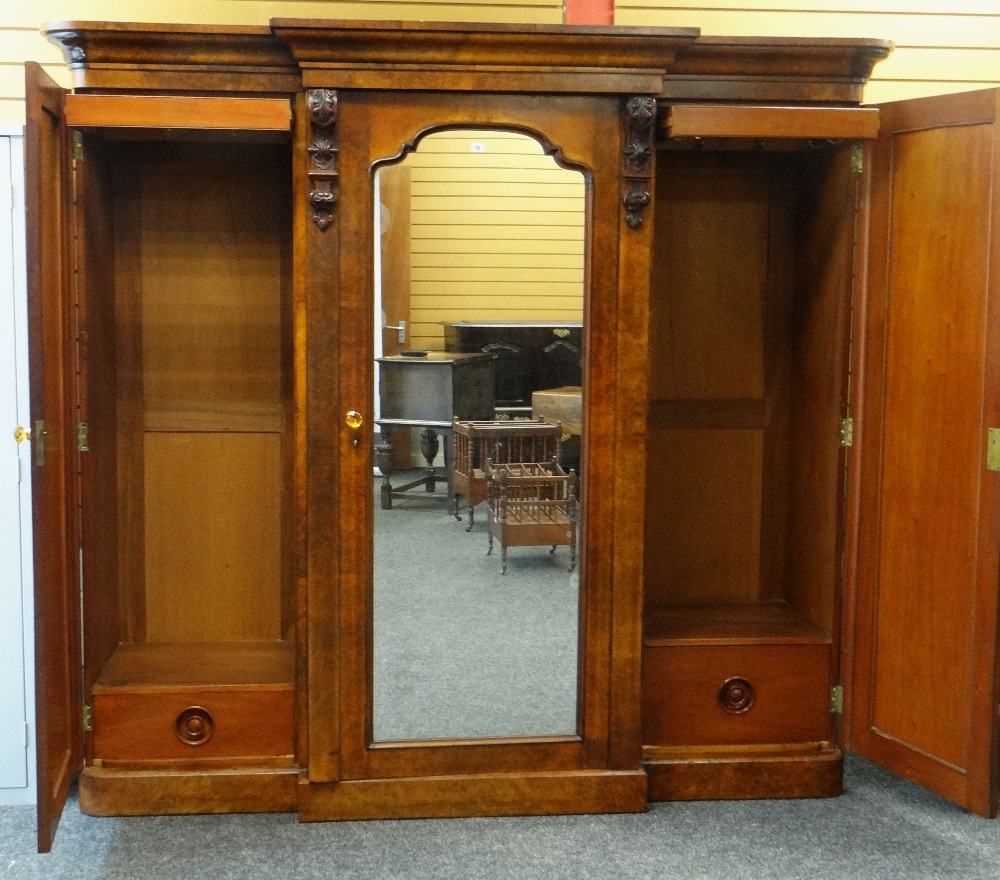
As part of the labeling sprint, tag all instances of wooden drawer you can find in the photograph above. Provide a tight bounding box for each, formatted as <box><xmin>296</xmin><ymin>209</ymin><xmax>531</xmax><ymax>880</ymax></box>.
<box><xmin>91</xmin><ymin>686</ymin><xmax>294</xmax><ymax>764</ymax></box>
<box><xmin>642</xmin><ymin>644</ymin><xmax>831</xmax><ymax>747</ymax></box>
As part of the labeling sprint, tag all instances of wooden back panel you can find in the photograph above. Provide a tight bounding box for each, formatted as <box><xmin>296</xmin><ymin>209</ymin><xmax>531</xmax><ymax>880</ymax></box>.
<box><xmin>645</xmin><ymin>153</ymin><xmax>778</xmax><ymax>606</ymax></box>
<box><xmin>140</xmin><ymin>143</ymin><xmax>285</xmax><ymax>431</ymax></box>
<box><xmin>144</xmin><ymin>433</ymin><xmax>282</xmax><ymax>641</ymax></box>
<box><xmin>648</xmin><ymin>156</ymin><xmax>768</xmax><ymax>402</ymax></box>
<box><xmin>106</xmin><ymin>141</ymin><xmax>291</xmax><ymax>644</ymax></box>
<box><xmin>645</xmin><ymin>148</ymin><xmax>849</xmax><ymax>631</ymax></box>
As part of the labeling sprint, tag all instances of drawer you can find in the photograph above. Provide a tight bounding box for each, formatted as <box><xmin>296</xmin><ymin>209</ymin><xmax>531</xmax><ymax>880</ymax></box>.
<box><xmin>91</xmin><ymin>686</ymin><xmax>294</xmax><ymax>763</ymax></box>
<box><xmin>641</xmin><ymin>644</ymin><xmax>831</xmax><ymax>747</ymax></box>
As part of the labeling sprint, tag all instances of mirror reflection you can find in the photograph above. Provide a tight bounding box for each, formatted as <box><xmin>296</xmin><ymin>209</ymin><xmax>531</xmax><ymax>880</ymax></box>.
<box><xmin>372</xmin><ymin>129</ymin><xmax>586</xmax><ymax>742</ymax></box>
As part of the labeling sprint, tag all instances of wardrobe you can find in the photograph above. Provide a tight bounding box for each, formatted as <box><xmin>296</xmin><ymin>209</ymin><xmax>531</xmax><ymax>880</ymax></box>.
<box><xmin>22</xmin><ymin>18</ymin><xmax>1000</xmax><ymax>853</ymax></box>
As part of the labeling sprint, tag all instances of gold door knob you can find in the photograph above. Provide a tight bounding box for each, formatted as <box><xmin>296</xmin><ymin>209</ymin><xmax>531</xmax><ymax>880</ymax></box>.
<box><xmin>346</xmin><ymin>410</ymin><xmax>364</xmax><ymax>447</ymax></box>
<box><xmin>13</xmin><ymin>425</ymin><xmax>31</xmax><ymax>444</ymax></box>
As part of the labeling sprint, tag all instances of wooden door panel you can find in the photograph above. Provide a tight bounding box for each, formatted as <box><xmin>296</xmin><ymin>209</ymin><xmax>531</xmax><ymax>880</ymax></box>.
<box><xmin>24</xmin><ymin>62</ymin><xmax>82</xmax><ymax>851</ymax></box>
<box><xmin>848</xmin><ymin>88</ymin><xmax>1000</xmax><ymax>816</ymax></box>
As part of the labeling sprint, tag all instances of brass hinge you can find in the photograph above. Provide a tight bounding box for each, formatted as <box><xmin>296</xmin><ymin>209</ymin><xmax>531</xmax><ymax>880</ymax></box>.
<box><xmin>33</xmin><ymin>419</ymin><xmax>46</xmax><ymax>466</ymax></box>
<box><xmin>850</xmin><ymin>142</ymin><xmax>864</xmax><ymax>175</ymax></box>
<box><xmin>829</xmin><ymin>685</ymin><xmax>844</xmax><ymax>715</ymax></box>
<box><xmin>839</xmin><ymin>417</ymin><xmax>854</xmax><ymax>448</ymax></box>
<box><xmin>987</xmin><ymin>428</ymin><xmax>1000</xmax><ymax>472</ymax></box>
<box><xmin>82</xmin><ymin>702</ymin><xmax>94</xmax><ymax>732</ymax></box>
<box><xmin>77</xmin><ymin>421</ymin><xmax>89</xmax><ymax>452</ymax></box>
<box><xmin>72</xmin><ymin>131</ymin><xmax>83</xmax><ymax>162</ymax></box>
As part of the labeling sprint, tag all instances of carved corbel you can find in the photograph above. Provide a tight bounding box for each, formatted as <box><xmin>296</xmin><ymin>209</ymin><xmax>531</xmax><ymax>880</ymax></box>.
<box><xmin>307</xmin><ymin>88</ymin><xmax>339</xmax><ymax>232</ymax></box>
<box><xmin>622</xmin><ymin>95</ymin><xmax>656</xmax><ymax>230</ymax></box>
<box><xmin>47</xmin><ymin>30</ymin><xmax>88</xmax><ymax>66</ymax></box>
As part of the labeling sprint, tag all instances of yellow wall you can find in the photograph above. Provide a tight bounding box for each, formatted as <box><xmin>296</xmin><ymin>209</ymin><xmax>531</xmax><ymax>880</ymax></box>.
<box><xmin>398</xmin><ymin>130</ymin><xmax>585</xmax><ymax>351</ymax></box>
<box><xmin>4</xmin><ymin>2</ymin><xmax>1000</xmax><ymax>122</ymax></box>
<box><xmin>617</xmin><ymin>1</ymin><xmax>1000</xmax><ymax>104</ymax></box>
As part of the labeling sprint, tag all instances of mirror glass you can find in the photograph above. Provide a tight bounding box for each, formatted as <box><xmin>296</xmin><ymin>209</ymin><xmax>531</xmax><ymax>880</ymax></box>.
<box><xmin>371</xmin><ymin>129</ymin><xmax>587</xmax><ymax>742</ymax></box>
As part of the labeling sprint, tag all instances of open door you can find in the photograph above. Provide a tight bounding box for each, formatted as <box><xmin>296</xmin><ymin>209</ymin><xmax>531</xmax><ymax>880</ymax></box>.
<box><xmin>24</xmin><ymin>61</ymin><xmax>82</xmax><ymax>852</ymax></box>
<box><xmin>846</xmin><ymin>88</ymin><xmax>1000</xmax><ymax>816</ymax></box>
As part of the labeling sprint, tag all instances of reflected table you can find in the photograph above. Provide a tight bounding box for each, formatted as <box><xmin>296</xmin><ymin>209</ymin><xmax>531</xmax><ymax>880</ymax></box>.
<box><xmin>375</xmin><ymin>351</ymin><xmax>495</xmax><ymax>509</ymax></box>
<box><xmin>532</xmin><ymin>385</ymin><xmax>582</xmax><ymax>474</ymax></box>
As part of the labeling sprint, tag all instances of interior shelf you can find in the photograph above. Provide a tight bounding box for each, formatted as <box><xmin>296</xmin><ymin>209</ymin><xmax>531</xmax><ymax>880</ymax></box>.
<box><xmin>643</xmin><ymin>601</ymin><xmax>830</xmax><ymax>647</ymax></box>
<box><xmin>93</xmin><ymin>640</ymin><xmax>294</xmax><ymax>693</ymax></box>
<box><xmin>143</xmin><ymin>400</ymin><xmax>284</xmax><ymax>433</ymax></box>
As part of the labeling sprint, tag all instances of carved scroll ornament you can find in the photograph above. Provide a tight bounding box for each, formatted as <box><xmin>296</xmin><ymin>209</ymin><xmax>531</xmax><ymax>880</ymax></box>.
<box><xmin>622</xmin><ymin>95</ymin><xmax>656</xmax><ymax>231</ymax></box>
<box><xmin>307</xmin><ymin>88</ymin><xmax>339</xmax><ymax>232</ymax></box>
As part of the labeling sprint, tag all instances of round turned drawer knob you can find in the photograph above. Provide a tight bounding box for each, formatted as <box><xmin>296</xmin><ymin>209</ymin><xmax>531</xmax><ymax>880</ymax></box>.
<box><xmin>175</xmin><ymin>706</ymin><xmax>215</xmax><ymax>746</ymax></box>
<box><xmin>718</xmin><ymin>677</ymin><xmax>756</xmax><ymax>714</ymax></box>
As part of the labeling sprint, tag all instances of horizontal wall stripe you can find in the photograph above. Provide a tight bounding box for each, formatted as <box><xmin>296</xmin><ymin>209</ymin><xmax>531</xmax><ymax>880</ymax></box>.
<box><xmin>412</xmin><ymin>267</ymin><xmax>584</xmax><ymax>281</ymax></box>
<box><xmin>0</xmin><ymin>61</ymin><xmax>68</xmax><ymax>106</ymax></box>
<box><xmin>406</xmin><ymin>154</ymin><xmax>586</xmax><ymax>170</ymax></box>
<box><xmin>412</xmin><ymin>238</ymin><xmax>585</xmax><ymax>254</ymax></box>
<box><xmin>615</xmin><ymin>10</ymin><xmax>1000</xmax><ymax>48</ymax></box>
<box><xmin>873</xmin><ymin>47</ymin><xmax>1000</xmax><ymax>81</ymax></box>
<box><xmin>413</xmin><ymin>186</ymin><xmax>584</xmax><ymax>199</ymax></box>
<box><xmin>411</xmin><ymin>168</ymin><xmax>584</xmax><ymax>184</ymax></box>
<box><xmin>418</xmin><ymin>129</ymin><xmax>545</xmax><ymax>139</ymax></box>
<box><xmin>412</xmin><ymin>309</ymin><xmax>583</xmax><ymax>325</ymax></box>
<box><xmin>412</xmin><ymin>210</ymin><xmax>584</xmax><ymax>226</ymax></box>
<box><xmin>6</xmin><ymin>1</ymin><xmax>560</xmax><ymax>29</ymax></box>
<box><xmin>618</xmin><ymin>3</ymin><xmax>1000</xmax><ymax>101</ymax></box>
<box><xmin>413</xmin><ymin>201</ymin><xmax>585</xmax><ymax>215</ymax></box>
<box><xmin>411</xmin><ymin>252</ymin><xmax>585</xmax><ymax>267</ymax></box>
<box><xmin>411</xmin><ymin>182</ymin><xmax>584</xmax><ymax>197</ymax></box>
<box><xmin>415</xmin><ymin>139</ymin><xmax>547</xmax><ymax>154</ymax></box>
<box><xmin>411</xmin><ymin>309</ymin><xmax>583</xmax><ymax>323</ymax></box>
<box><xmin>617</xmin><ymin>1</ymin><xmax>1000</xmax><ymax>14</ymax></box>
<box><xmin>410</xmin><ymin>225</ymin><xmax>585</xmax><ymax>240</ymax></box>
<box><xmin>865</xmin><ymin>80</ymin><xmax>994</xmax><ymax>102</ymax></box>
<box><xmin>0</xmin><ymin>29</ymin><xmax>64</xmax><ymax>64</ymax></box>
<box><xmin>413</xmin><ymin>281</ymin><xmax>585</xmax><ymax>294</ymax></box>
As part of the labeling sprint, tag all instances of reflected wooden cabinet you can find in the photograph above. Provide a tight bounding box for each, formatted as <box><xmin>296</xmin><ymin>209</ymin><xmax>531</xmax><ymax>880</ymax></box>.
<box><xmin>26</xmin><ymin>17</ymin><xmax>1000</xmax><ymax>853</ymax></box>
<box><xmin>443</xmin><ymin>321</ymin><xmax>583</xmax><ymax>414</ymax></box>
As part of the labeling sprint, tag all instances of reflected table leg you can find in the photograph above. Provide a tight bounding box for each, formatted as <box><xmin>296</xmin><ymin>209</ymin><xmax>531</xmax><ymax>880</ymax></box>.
<box><xmin>419</xmin><ymin>428</ymin><xmax>440</xmax><ymax>492</ymax></box>
<box><xmin>373</xmin><ymin>424</ymin><xmax>452</xmax><ymax>509</ymax></box>
<box><xmin>374</xmin><ymin>438</ymin><xmax>396</xmax><ymax>510</ymax></box>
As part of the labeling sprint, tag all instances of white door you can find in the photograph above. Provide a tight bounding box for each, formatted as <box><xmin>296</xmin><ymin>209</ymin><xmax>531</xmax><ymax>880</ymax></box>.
<box><xmin>0</xmin><ymin>131</ymin><xmax>36</xmax><ymax>805</ymax></box>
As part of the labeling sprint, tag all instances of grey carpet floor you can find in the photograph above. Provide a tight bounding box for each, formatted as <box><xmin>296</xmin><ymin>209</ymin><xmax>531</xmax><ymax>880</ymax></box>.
<box><xmin>2</xmin><ymin>756</ymin><xmax>999</xmax><ymax>879</ymax></box>
<box><xmin>373</xmin><ymin>480</ymin><xmax>578</xmax><ymax>742</ymax></box>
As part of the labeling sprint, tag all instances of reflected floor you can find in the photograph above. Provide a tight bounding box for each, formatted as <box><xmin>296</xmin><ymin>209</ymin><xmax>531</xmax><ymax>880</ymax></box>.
<box><xmin>373</xmin><ymin>472</ymin><xmax>579</xmax><ymax>742</ymax></box>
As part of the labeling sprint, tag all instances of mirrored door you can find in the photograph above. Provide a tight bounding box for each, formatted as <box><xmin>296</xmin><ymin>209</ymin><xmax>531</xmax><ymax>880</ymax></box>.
<box><xmin>371</xmin><ymin>129</ymin><xmax>586</xmax><ymax>743</ymax></box>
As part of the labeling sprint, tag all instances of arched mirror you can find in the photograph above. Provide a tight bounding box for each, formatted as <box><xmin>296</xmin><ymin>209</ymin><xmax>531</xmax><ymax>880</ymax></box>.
<box><xmin>370</xmin><ymin>128</ymin><xmax>588</xmax><ymax>743</ymax></box>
